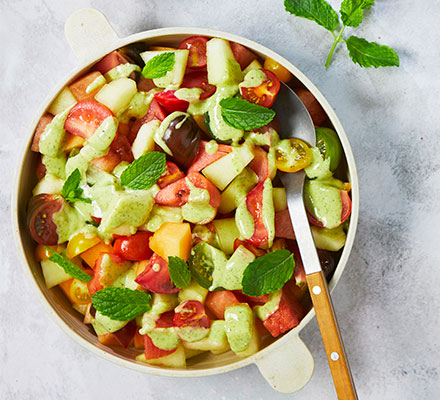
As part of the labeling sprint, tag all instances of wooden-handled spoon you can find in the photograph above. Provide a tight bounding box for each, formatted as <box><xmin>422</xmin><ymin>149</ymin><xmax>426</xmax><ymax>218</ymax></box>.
<box><xmin>274</xmin><ymin>83</ymin><xmax>358</xmax><ymax>399</ymax></box>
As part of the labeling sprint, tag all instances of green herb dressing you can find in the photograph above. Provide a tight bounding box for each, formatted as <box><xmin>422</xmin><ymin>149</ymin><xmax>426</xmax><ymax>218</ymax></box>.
<box><xmin>261</xmin><ymin>178</ymin><xmax>275</xmax><ymax>248</ymax></box>
<box><xmin>305</xmin><ymin>147</ymin><xmax>332</xmax><ymax>180</ymax></box>
<box><xmin>303</xmin><ymin>178</ymin><xmax>344</xmax><ymax>229</ymax></box>
<box><xmin>205</xmin><ymin>140</ymin><xmax>218</xmax><ymax>155</ymax></box>
<box><xmin>177</xmin><ymin>326</ymin><xmax>209</xmax><ymax>343</ymax></box>
<box><xmin>254</xmin><ymin>290</ymin><xmax>282</xmax><ymax>321</ymax></box>
<box><xmin>235</xmin><ymin>198</ymin><xmax>254</xmax><ymax>240</ymax></box>
<box><xmin>148</xmin><ymin>328</ymin><xmax>180</xmax><ymax>350</ymax></box>
<box><xmin>42</xmin><ymin>153</ymin><xmax>66</xmax><ymax>179</ymax></box>
<box><xmin>65</xmin><ymin>116</ymin><xmax>118</xmax><ymax>177</ymax></box>
<box><xmin>120</xmin><ymin>90</ymin><xmax>157</xmax><ymax>121</ymax></box>
<box><xmin>39</xmin><ymin>107</ymin><xmax>72</xmax><ymax>157</ymax></box>
<box><xmin>181</xmin><ymin>179</ymin><xmax>216</xmax><ymax>224</ymax></box>
<box><xmin>94</xmin><ymin>311</ymin><xmax>128</xmax><ymax>333</ymax></box>
<box><xmin>52</xmin><ymin>203</ymin><xmax>93</xmax><ymax>243</ymax></box>
<box><xmin>104</xmin><ymin>63</ymin><xmax>141</xmax><ymax>81</ymax></box>
<box><xmin>174</xmin><ymin>88</ymin><xmax>202</xmax><ymax>103</ymax></box>
<box><xmin>182</xmin><ymin>320</ymin><xmax>229</xmax><ymax>353</ymax></box>
<box><xmin>239</xmin><ymin>69</ymin><xmax>266</xmax><ymax>90</ymax></box>
<box><xmin>85</xmin><ymin>74</ymin><xmax>106</xmax><ymax>93</ymax></box>
<box><xmin>224</xmin><ymin>304</ymin><xmax>253</xmax><ymax>353</ymax></box>
<box><xmin>145</xmin><ymin>205</ymin><xmax>183</xmax><ymax>232</ymax></box>
<box><xmin>210</xmin><ymin>245</ymin><xmax>255</xmax><ymax>291</ymax></box>
<box><xmin>244</xmin><ymin>128</ymin><xmax>280</xmax><ymax>147</ymax></box>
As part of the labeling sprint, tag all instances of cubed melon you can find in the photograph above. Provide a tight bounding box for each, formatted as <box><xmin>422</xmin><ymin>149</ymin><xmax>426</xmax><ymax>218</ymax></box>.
<box><xmin>41</xmin><ymin>259</ymin><xmax>72</xmax><ymax>288</ymax></box>
<box><xmin>131</xmin><ymin>120</ymin><xmax>160</xmax><ymax>159</ymax></box>
<box><xmin>136</xmin><ymin>343</ymin><xmax>186</xmax><ymax>368</ymax></box>
<box><xmin>149</xmin><ymin>222</ymin><xmax>192</xmax><ymax>261</ymax></box>
<box><xmin>95</xmin><ymin>78</ymin><xmax>137</xmax><ymax>115</ymax></box>
<box><xmin>211</xmin><ymin>218</ymin><xmax>241</xmax><ymax>256</ymax></box>
<box><xmin>202</xmin><ymin>143</ymin><xmax>254</xmax><ymax>190</ymax></box>
<box><xmin>48</xmin><ymin>87</ymin><xmax>77</xmax><ymax>115</ymax></box>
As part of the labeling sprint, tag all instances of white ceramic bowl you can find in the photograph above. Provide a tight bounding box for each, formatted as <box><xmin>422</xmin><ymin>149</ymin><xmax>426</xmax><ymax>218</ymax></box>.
<box><xmin>12</xmin><ymin>9</ymin><xmax>359</xmax><ymax>393</ymax></box>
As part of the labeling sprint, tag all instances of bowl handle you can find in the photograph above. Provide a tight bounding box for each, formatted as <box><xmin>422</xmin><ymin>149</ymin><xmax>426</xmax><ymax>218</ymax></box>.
<box><xmin>254</xmin><ymin>333</ymin><xmax>315</xmax><ymax>393</ymax></box>
<box><xmin>64</xmin><ymin>8</ymin><xmax>121</xmax><ymax>64</ymax></box>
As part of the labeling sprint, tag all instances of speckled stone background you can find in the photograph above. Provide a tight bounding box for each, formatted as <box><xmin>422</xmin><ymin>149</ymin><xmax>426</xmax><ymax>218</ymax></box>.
<box><xmin>1</xmin><ymin>0</ymin><xmax>439</xmax><ymax>398</ymax></box>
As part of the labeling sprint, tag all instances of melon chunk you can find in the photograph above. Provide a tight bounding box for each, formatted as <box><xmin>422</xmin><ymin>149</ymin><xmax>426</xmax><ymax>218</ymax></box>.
<box><xmin>149</xmin><ymin>222</ymin><xmax>192</xmax><ymax>261</ymax></box>
<box><xmin>95</xmin><ymin>78</ymin><xmax>137</xmax><ymax>115</ymax></box>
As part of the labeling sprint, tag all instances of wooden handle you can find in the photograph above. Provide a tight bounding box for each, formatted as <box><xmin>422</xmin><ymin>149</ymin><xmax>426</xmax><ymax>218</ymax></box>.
<box><xmin>306</xmin><ymin>271</ymin><xmax>358</xmax><ymax>400</ymax></box>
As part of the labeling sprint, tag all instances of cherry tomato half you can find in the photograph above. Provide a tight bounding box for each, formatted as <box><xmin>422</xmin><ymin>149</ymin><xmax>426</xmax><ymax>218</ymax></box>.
<box><xmin>240</xmin><ymin>69</ymin><xmax>280</xmax><ymax>108</ymax></box>
<box><xmin>316</xmin><ymin>127</ymin><xmax>342</xmax><ymax>172</ymax></box>
<box><xmin>263</xmin><ymin>57</ymin><xmax>293</xmax><ymax>83</ymax></box>
<box><xmin>178</xmin><ymin>36</ymin><xmax>209</xmax><ymax>69</ymax></box>
<box><xmin>27</xmin><ymin>194</ymin><xmax>63</xmax><ymax>245</ymax></box>
<box><xmin>181</xmin><ymin>71</ymin><xmax>216</xmax><ymax>100</ymax></box>
<box><xmin>64</xmin><ymin>100</ymin><xmax>113</xmax><ymax>139</ymax></box>
<box><xmin>173</xmin><ymin>300</ymin><xmax>210</xmax><ymax>329</ymax></box>
<box><xmin>274</xmin><ymin>138</ymin><xmax>312</xmax><ymax>173</ymax></box>
<box><xmin>154</xmin><ymin>90</ymin><xmax>189</xmax><ymax>114</ymax></box>
<box><xmin>66</xmin><ymin>232</ymin><xmax>101</xmax><ymax>259</ymax></box>
<box><xmin>135</xmin><ymin>253</ymin><xmax>179</xmax><ymax>294</ymax></box>
<box><xmin>157</xmin><ymin>162</ymin><xmax>185</xmax><ymax>189</ymax></box>
<box><xmin>113</xmin><ymin>231</ymin><xmax>153</xmax><ymax>261</ymax></box>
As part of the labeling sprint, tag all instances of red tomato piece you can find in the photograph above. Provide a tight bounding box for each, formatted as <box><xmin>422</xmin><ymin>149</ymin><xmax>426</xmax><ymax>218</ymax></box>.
<box><xmin>245</xmin><ymin>182</ymin><xmax>271</xmax><ymax>248</ymax></box>
<box><xmin>130</xmin><ymin>98</ymin><xmax>167</xmax><ymax>139</ymax></box>
<box><xmin>154</xmin><ymin>90</ymin><xmax>189</xmax><ymax>114</ymax></box>
<box><xmin>275</xmin><ymin>209</ymin><xmax>295</xmax><ymax>240</ymax></box>
<box><xmin>233</xmin><ymin>239</ymin><xmax>266</xmax><ymax>258</ymax></box>
<box><xmin>248</xmin><ymin>146</ymin><xmax>270</xmax><ymax>182</ymax></box>
<box><xmin>64</xmin><ymin>101</ymin><xmax>113</xmax><ymax>139</ymax></box>
<box><xmin>32</xmin><ymin>113</ymin><xmax>53</xmax><ymax>152</ymax></box>
<box><xmin>36</xmin><ymin>156</ymin><xmax>46</xmax><ymax>180</ymax></box>
<box><xmin>135</xmin><ymin>253</ymin><xmax>179</xmax><ymax>294</ymax></box>
<box><xmin>90</xmin><ymin>133</ymin><xmax>133</xmax><ymax>172</ymax></box>
<box><xmin>94</xmin><ymin>50</ymin><xmax>131</xmax><ymax>74</ymax></box>
<box><xmin>137</xmin><ymin>77</ymin><xmax>157</xmax><ymax>92</ymax></box>
<box><xmin>240</xmin><ymin>69</ymin><xmax>280</xmax><ymax>108</ymax></box>
<box><xmin>27</xmin><ymin>194</ymin><xmax>63</xmax><ymax>245</ymax></box>
<box><xmin>111</xmin><ymin>320</ymin><xmax>137</xmax><ymax>348</ymax></box>
<box><xmin>113</xmin><ymin>231</ymin><xmax>153</xmax><ymax>261</ymax></box>
<box><xmin>187</xmin><ymin>141</ymin><xmax>232</xmax><ymax>173</ymax></box>
<box><xmin>294</xmin><ymin>88</ymin><xmax>327</xmax><ymax>126</ymax></box>
<box><xmin>155</xmin><ymin>311</ymin><xmax>175</xmax><ymax>328</ymax></box>
<box><xmin>178</xmin><ymin>36</ymin><xmax>209</xmax><ymax>69</ymax></box>
<box><xmin>233</xmin><ymin>291</ymin><xmax>269</xmax><ymax>306</ymax></box>
<box><xmin>340</xmin><ymin>190</ymin><xmax>352</xmax><ymax>224</ymax></box>
<box><xmin>154</xmin><ymin>172</ymin><xmax>221</xmax><ymax>208</ymax></box>
<box><xmin>144</xmin><ymin>333</ymin><xmax>177</xmax><ymax>360</ymax></box>
<box><xmin>230</xmin><ymin>41</ymin><xmax>257</xmax><ymax>70</ymax></box>
<box><xmin>174</xmin><ymin>300</ymin><xmax>210</xmax><ymax>329</ymax></box>
<box><xmin>262</xmin><ymin>283</ymin><xmax>307</xmax><ymax>337</ymax></box>
<box><xmin>157</xmin><ymin>162</ymin><xmax>185</xmax><ymax>189</ymax></box>
<box><xmin>181</xmin><ymin>71</ymin><xmax>216</xmax><ymax>100</ymax></box>
<box><xmin>205</xmin><ymin>291</ymin><xmax>240</xmax><ymax>320</ymax></box>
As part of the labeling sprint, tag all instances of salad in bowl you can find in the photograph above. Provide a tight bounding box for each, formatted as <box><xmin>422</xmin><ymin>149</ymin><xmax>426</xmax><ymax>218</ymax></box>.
<box><xmin>26</xmin><ymin>33</ymin><xmax>351</xmax><ymax>369</ymax></box>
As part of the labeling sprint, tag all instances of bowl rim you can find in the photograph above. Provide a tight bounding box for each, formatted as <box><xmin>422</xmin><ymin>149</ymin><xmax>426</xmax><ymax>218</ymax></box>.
<box><xmin>11</xmin><ymin>26</ymin><xmax>359</xmax><ymax>377</ymax></box>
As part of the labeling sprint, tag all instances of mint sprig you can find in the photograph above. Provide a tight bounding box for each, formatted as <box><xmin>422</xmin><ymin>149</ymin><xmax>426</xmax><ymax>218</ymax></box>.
<box><xmin>46</xmin><ymin>247</ymin><xmax>92</xmax><ymax>282</ymax></box>
<box><xmin>220</xmin><ymin>97</ymin><xmax>276</xmax><ymax>131</ymax></box>
<box><xmin>241</xmin><ymin>250</ymin><xmax>295</xmax><ymax>296</ymax></box>
<box><xmin>91</xmin><ymin>287</ymin><xmax>151</xmax><ymax>321</ymax></box>
<box><xmin>284</xmin><ymin>0</ymin><xmax>399</xmax><ymax>68</ymax></box>
<box><xmin>61</xmin><ymin>168</ymin><xmax>91</xmax><ymax>203</ymax></box>
<box><xmin>346</xmin><ymin>36</ymin><xmax>399</xmax><ymax>68</ymax></box>
<box><xmin>120</xmin><ymin>152</ymin><xmax>166</xmax><ymax>190</ymax></box>
<box><xmin>142</xmin><ymin>52</ymin><xmax>175</xmax><ymax>79</ymax></box>
<box><xmin>168</xmin><ymin>256</ymin><xmax>191</xmax><ymax>289</ymax></box>
<box><xmin>284</xmin><ymin>0</ymin><xmax>339</xmax><ymax>32</ymax></box>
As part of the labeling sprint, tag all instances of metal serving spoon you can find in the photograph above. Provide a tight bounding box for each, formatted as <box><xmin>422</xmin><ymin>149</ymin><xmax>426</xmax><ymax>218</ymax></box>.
<box><xmin>273</xmin><ymin>83</ymin><xmax>358</xmax><ymax>400</ymax></box>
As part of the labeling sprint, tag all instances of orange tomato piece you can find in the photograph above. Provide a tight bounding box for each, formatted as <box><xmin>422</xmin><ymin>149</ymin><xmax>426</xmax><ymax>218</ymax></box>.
<box><xmin>80</xmin><ymin>241</ymin><xmax>114</xmax><ymax>268</ymax></box>
<box><xmin>67</xmin><ymin>232</ymin><xmax>101</xmax><ymax>259</ymax></box>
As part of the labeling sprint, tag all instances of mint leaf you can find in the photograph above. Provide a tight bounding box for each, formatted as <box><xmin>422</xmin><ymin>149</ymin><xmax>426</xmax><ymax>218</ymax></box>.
<box><xmin>284</xmin><ymin>0</ymin><xmax>340</xmax><ymax>32</ymax></box>
<box><xmin>92</xmin><ymin>287</ymin><xmax>151</xmax><ymax>321</ymax></box>
<box><xmin>242</xmin><ymin>250</ymin><xmax>295</xmax><ymax>296</ymax></box>
<box><xmin>340</xmin><ymin>0</ymin><xmax>375</xmax><ymax>28</ymax></box>
<box><xmin>61</xmin><ymin>168</ymin><xmax>91</xmax><ymax>204</ymax></box>
<box><xmin>120</xmin><ymin>152</ymin><xmax>166</xmax><ymax>190</ymax></box>
<box><xmin>346</xmin><ymin>36</ymin><xmax>399</xmax><ymax>68</ymax></box>
<box><xmin>168</xmin><ymin>256</ymin><xmax>191</xmax><ymax>289</ymax></box>
<box><xmin>46</xmin><ymin>247</ymin><xmax>92</xmax><ymax>282</ymax></box>
<box><xmin>220</xmin><ymin>97</ymin><xmax>276</xmax><ymax>130</ymax></box>
<box><xmin>142</xmin><ymin>52</ymin><xmax>175</xmax><ymax>79</ymax></box>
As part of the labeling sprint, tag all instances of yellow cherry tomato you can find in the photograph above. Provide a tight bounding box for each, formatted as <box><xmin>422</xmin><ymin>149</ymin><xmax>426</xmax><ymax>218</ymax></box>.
<box><xmin>60</xmin><ymin>278</ymin><xmax>92</xmax><ymax>305</ymax></box>
<box><xmin>66</xmin><ymin>232</ymin><xmax>101</xmax><ymax>259</ymax></box>
<box><xmin>264</xmin><ymin>57</ymin><xmax>293</xmax><ymax>83</ymax></box>
<box><xmin>275</xmin><ymin>139</ymin><xmax>312</xmax><ymax>173</ymax></box>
